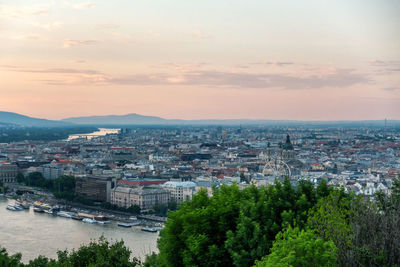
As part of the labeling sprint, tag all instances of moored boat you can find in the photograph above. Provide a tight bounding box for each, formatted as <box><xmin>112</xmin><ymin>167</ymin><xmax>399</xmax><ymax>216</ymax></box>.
<box><xmin>82</xmin><ymin>218</ymin><xmax>97</xmax><ymax>224</ymax></box>
<box><xmin>141</xmin><ymin>227</ymin><xmax>158</xmax><ymax>232</ymax></box>
<box><xmin>33</xmin><ymin>207</ymin><xmax>44</xmax><ymax>213</ymax></box>
<box><xmin>71</xmin><ymin>215</ymin><xmax>84</xmax><ymax>220</ymax></box>
<box><xmin>118</xmin><ymin>221</ymin><xmax>141</xmax><ymax>227</ymax></box>
<box><xmin>6</xmin><ymin>205</ymin><xmax>18</xmax><ymax>211</ymax></box>
<box><xmin>13</xmin><ymin>205</ymin><xmax>24</xmax><ymax>211</ymax></box>
<box><xmin>16</xmin><ymin>201</ymin><xmax>30</xmax><ymax>209</ymax></box>
<box><xmin>97</xmin><ymin>220</ymin><xmax>111</xmax><ymax>224</ymax></box>
<box><xmin>57</xmin><ymin>211</ymin><xmax>73</xmax><ymax>218</ymax></box>
<box><xmin>94</xmin><ymin>215</ymin><xmax>111</xmax><ymax>224</ymax></box>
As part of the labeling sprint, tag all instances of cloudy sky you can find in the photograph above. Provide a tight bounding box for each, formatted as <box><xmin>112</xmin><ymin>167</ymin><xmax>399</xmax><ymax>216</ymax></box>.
<box><xmin>1</xmin><ymin>0</ymin><xmax>399</xmax><ymax>120</ymax></box>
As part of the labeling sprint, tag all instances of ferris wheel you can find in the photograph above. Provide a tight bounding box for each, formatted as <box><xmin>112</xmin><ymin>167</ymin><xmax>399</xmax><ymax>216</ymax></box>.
<box><xmin>262</xmin><ymin>158</ymin><xmax>291</xmax><ymax>177</ymax></box>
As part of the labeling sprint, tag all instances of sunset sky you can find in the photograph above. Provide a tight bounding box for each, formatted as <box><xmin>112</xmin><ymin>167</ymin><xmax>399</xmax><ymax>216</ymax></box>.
<box><xmin>1</xmin><ymin>0</ymin><xmax>399</xmax><ymax>120</ymax></box>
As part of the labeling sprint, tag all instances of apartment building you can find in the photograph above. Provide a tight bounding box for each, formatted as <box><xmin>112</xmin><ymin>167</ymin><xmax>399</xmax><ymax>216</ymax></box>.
<box><xmin>111</xmin><ymin>186</ymin><xmax>170</xmax><ymax>210</ymax></box>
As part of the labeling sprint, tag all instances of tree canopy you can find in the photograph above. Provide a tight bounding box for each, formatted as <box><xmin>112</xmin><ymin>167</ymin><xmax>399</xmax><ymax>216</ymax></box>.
<box><xmin>254</xmin><ymin>226</ymin><xmax>338</xmax><ymax>267</ymax></box>
<box><xmin>0</xmin><ymin>236</ymin><xmax>140</xmax><ymax>267</ymax></box>
<box><xmin>154</xmin><ymin>178</ymin><xmax>333</xmax><ymax>267</ymax></box>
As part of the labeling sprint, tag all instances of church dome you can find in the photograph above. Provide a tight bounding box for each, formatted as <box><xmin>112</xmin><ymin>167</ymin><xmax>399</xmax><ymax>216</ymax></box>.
<box><xmin>282</xmin><ymin>134</ymin><xmax>294</xmax><ymax>150</ymax></box>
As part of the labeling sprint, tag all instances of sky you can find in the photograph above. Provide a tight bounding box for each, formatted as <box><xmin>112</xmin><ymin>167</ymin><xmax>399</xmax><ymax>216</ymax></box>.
<box><xmin>0</xmin><ymin>0</ymin><xmax>399</xmax><ymax>121</ymax></box>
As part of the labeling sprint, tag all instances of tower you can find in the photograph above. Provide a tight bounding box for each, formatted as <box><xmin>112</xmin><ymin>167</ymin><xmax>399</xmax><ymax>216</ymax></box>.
<box><xmin>278</xmin><ymin>134</ymin><xmax>295</xmax><ymax>161</ymax></box>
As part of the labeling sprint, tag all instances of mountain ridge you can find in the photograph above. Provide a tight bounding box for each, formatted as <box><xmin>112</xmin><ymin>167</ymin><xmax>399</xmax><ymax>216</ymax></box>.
<box><xmin>0</xmin><ymin>111</ymin><xmax>71</xmax><ymax>127</ymax></box>
<box><xmin>1</xmin><ymin>111</ymin><xmax>398</xmax><ymax>127</ymax></box>
<box><xmin>61</xmin><ymin>113</ymin><xmax>399</xmax><ymax>126</ymax></box>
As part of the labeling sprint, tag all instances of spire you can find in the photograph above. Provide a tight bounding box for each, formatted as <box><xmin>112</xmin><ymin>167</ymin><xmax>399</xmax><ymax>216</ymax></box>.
<box><xmin>282</xmin><ymin>134</ymin><xmax>294</xmax><ymax>150</ymax></box>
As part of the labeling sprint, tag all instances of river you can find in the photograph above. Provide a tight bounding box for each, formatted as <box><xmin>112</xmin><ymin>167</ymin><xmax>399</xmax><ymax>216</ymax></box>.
<box><xmin>66</xmin><ymin>128</ymin><xmax>120</xmax><ymax>141</ymax></box>
<box><xmin>0</xmin><ymin>197</ymin><xmax>158</xmax><ymax>263</ymax></box>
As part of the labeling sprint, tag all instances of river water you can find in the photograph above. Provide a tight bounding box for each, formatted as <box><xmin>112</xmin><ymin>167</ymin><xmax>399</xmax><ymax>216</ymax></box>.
<box><xmin>66</xmin><ymin>128</ymin><xmax>120</xmax><ymax>141</ymax></box>
<box><xmin>0</xmin><ymin>198</ymin><xmax>158</xmax><ymax>263</ymax></box>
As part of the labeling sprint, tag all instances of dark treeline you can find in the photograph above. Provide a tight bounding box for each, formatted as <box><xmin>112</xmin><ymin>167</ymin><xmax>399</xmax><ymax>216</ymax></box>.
<box><xmin>0</xmin><ymin>127</ymin><xmax>97</xmax><ymax>142</ymax></box>
<box><xmin>17</xmin><ymin>172</ymin><xmax>76</xmax><ymax>201</ymax></box>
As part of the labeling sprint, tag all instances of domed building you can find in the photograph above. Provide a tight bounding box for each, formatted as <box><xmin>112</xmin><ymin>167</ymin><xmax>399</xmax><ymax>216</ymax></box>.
<box><xmin>279</xmin><ymin>134</ymin><xmax>303</xmax><ymax>176</ymax></box>
<box><xmin>263</xmin><ymin>134</ymin><xmax>303</xmax><ymax>177</ymax></box>
<box><xmin>278</xmin><ymin>135</ymin><xmax>296</xmax><ymax>162</ymax></box>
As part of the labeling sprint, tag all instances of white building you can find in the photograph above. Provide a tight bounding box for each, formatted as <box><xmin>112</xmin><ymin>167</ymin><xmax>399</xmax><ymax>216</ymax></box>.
<box><xmin>162</xmin><ymin>181</ymin><xmax>196</xmax><ymax>203</ymax></box>
<box><xmin>111</xmin><ymin>186</ymin><xmax>170</xmax><ymax>210</ymax></box>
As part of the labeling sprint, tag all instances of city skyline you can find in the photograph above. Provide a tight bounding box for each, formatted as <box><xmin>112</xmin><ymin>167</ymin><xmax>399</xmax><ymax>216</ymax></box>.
<box><xmin>1</xmin><ymin>0</ymin><xmax>400</xmax><ymax>120</ymax></box>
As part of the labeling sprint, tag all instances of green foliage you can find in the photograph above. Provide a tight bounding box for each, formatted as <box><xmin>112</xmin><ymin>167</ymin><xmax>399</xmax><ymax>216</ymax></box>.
<box><xmin>144</xmin><ymin>252</ymin><xmax>161</xmax><ymax>267</ymax></box>
<box><xmin>307</xmin><ymin>189</ymin><xmax>353</xmax><ymax>265</ymax></box>
<box><xmin>16</xmin><ymin>173</ymin><xmax>25</xmax><ymax>184</ymax></box>
<box><xmin>308</xmin><ymin>182</ymin><xmax>400</xmax><ymax>266</ymax></box>
<box><xmin>240</xmin><ymin>172</ymin><xmax>248</xmax><ymax>183</ymax></box>
<box><xmin>391</xmin><ymin>176</ymin><xmax>400</xmax><ymax>202</ymax></box>
<box><xmin>350</xmin><ymin>188</ymin><xmax>400</xmax><ymax>266</ymax></box>
<box><xmin>150</xmin><ymin>201</ymin><xmax>177</xmax><ymax>217</ymax></box>
<box><xmin>152</xmin><ymin>204</ymin><xmax>168</xmax><ymax>217</ymax></box>
<box><xmin>51</xmin><ymin>236</ymin><xmax>140</xmax><ymax>267</ymax></box>
<box><xmin>0</xmin><ymin>247</ymin><xmax>22</xmax><ymax>267</ymax></box>
<box><xmin>0</xmin><ymin>236</ymin><xmax>140</xmax><ymax>267</ymax></box>
<box><xmin>254</xmin><ymin>226</ymin><xmax>338</xmax><ymax>267</ymax></box>
<box><xmin>20</xmin><ymin>173</ymin><xmax>77</xmax><ymax>200</ymax></box>
<box><xmin>155</xmin><ymin>178</ymin><xmax>330</xmax><ymax>267</ymax></box>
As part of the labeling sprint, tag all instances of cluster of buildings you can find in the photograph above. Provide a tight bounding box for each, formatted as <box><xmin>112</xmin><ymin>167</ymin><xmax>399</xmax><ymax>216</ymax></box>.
<box><xmin>1</xmin><ymin>125</ymin><xmax>399</xmax><ymax>210</ymax></box>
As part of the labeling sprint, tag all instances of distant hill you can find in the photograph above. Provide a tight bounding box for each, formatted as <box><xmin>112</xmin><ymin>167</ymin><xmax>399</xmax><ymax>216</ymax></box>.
<box><xmin>0</xmin><ymin>111</ymin><xmax>71</xmax><ymax>127</ymax></box>
<box><xmin>61</xmin><ymin>113</ymin><xmax>399</xmax><ymax>127</ymax></box>
<box><xmin>62</xmin><ymin>113</ymin><xmax>170</xmax><ymax>125</ymax></box>
<box><xmin>1</xmin><ymin>111</ymin><xmax>397</xmax><ymax>127</ymax></box>
<box><xmin>62</xmin><ymin>113</ymin><xmax>288</xmax><ymax>125</ymax></box>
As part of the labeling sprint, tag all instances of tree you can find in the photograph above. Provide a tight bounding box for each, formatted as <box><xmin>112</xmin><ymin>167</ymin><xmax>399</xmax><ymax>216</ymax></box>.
<box><xmin>307</xmin><ymin>189</ymin><xmax>354</xmax><ymax>266</ymax></box>
<box><xmin>240</xmin><ymin>172</ymin><xmax>247</xmax><ymax>183</ymax></box>
<box><xmin>154</xmin><ymin>178</ymin><xmax>328</xmax><ymax>267</ymax></box>
<box><xmin>254</xmin><ymin>226</ymin><xmax>338</xmax><ymax>267</ymax></box>
<box><xmin>350</xmin><ymin>186</ymin><xmax>400</xmax><ymax>266</ymax></box>
<box><xmin>391</xmin><ymin>176</ymin><xmax>400</xmax><ymax>202</ymax></box>
<box><xmin>16</xmin><ymin>172</ymin><xmax>25</xmax><ymax>184</ymax></box>
<box><xmin>51</xmin><ymin>236</ymin><xmax>140</xmax><ymax>267</ymax></box>
<box><xmin>0</xmin><ymin>247</ymin><xmax>22</xmax><ymax>267</ymax></box>
<box><xmin>0</xmin><ymin>236</ymin><xmax>141</xmax><ymax>267</ymax></box>
<box><xmin>127</xmin><ymin>205</ymin><xmax>141</xmax><ymax>215</ymax></box>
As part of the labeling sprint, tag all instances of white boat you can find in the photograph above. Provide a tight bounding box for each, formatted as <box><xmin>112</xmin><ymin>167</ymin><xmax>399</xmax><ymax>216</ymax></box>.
<box><xmin>94</xmin><ymin>216</ymin><xmax>110</xmax><ymax>224</ymax></box>
<box><xmin>57</xmin><ymin>211</ymin><xmax>73</xmax><ymax>218</ymax></box>
<box><xmin>6</xmin><ymin>205</ymin><xmax>17</xmax><ymax>211</ymax></box>
<box><xmin>33</xmin><ymin>207</ymin><xmax>44</xmax><ymax>213</ymax></box>
<box><xmin>82</xmin><ymin>218</ymin><xmax>97</xmax><ymax>224</ymax></box>
<box><xmin>44</xmin><ymin>209</ymin><xmax>53</xmax><ymax>214</ymax></box>
<box><xmin>16</xmin><ymin>201</ymin><xmax>30</xmax><ymax>209</ymax></box>
<box><xmin>13</xmin><ymin>205</ymin><xmax>24</xmax><ymax>211</ymax></box>
<box><xmin>96</xmin><ymin>220</ymin><xmax>111</xmax><ymax>225</ymax></box>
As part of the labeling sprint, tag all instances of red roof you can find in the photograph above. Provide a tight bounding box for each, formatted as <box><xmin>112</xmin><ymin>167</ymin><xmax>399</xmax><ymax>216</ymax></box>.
<box><xmin>119</xmin><ymin>180</ymin><xmax>168</xmax><ymax>186</ymax></box>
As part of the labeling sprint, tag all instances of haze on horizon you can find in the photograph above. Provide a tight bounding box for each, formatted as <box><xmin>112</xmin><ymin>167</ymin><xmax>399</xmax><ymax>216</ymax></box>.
<box><xmin>1</xmin><ymin>0</ymin><xmax>399</xmax><ymax>121</ymax></box>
